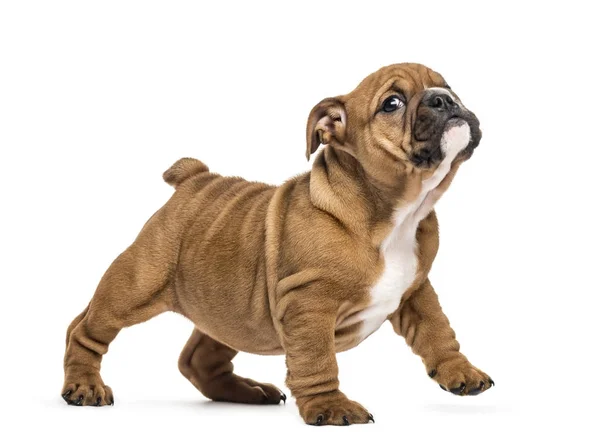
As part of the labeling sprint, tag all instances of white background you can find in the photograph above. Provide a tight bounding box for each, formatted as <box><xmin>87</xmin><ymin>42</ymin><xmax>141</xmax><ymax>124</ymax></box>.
<box><xmin>1</xmin><ymin>1</ymin><xmax>598</xmax><ymax>441</ymax></box>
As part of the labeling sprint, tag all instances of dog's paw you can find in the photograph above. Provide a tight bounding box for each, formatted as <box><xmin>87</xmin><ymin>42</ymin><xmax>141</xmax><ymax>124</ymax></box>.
<box><xmin>428</xmin><ymin>358</ymin><xmax>494</xmax><ymax>396</ymax></box>
<box><xmin>239</xmin><ymin>378</ymin><xmax>287</xmax><ymax>405</ymax></box>
<box><xmin>62</xmin><ymin>366</ymin><xmax>114</xmax><ymax>406</ymax></box>
<box><xmin>206</xmin><ymin>376</ymin><xmax>286</xmax><ymax>405</ymax></box>
<box><xmin>297</xmin><ymin>390</ymin><xmax>374</xmax><ymax>426</ymax></box>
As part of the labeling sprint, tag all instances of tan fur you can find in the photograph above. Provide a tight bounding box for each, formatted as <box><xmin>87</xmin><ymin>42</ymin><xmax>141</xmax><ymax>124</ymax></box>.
<box><xmin>162</xmin><ymin>157</ymin><xmax>209</xmax><ymax>187</ymax></box>
<box><xmin>62</xmin><ymin>63</ymin><xmax>492</xmax><ymax>424</ymax></box>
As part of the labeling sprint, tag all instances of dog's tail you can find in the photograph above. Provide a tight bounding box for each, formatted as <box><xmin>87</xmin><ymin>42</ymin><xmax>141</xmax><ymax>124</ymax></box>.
<box><xmin>163</xmin><ymin>157</ymin><xmax>209</xmax><ymax>188</ymax></box>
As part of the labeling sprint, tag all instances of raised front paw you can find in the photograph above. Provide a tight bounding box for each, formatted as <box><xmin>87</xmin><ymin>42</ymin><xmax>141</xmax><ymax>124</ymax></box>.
<box><xmin>297</xmin><ymin>390</ymin><xmax>374</xmax><ymax>426</ymax></box>
<box><xmin>428</xmin><ymin>358</ymin><xmax>494</xmax><ymax>396</ymax></box>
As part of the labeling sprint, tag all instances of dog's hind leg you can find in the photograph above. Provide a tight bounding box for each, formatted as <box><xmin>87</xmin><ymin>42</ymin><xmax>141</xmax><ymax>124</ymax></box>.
<box><xmin>62</xmin><ymin>216</ymin><xmax>175</xmax><ymax>406</ymax></box>
<box><xmin>178</xmin><ymin>329</ymin><xmax>286</xmax><ymax>405</ymax></box>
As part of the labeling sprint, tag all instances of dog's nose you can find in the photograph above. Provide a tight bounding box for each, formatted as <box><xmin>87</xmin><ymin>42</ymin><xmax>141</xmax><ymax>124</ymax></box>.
<box><xmin>423</xmin><ymin>91</ymin><xmax>457</xmax><ymax>111</ymax></box>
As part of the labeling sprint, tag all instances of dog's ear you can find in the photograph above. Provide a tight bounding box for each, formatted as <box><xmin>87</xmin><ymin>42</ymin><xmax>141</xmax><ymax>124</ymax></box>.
<box><xmin>305</xmin><ymin>97</ymin><xmax>347</xmax><ymax>160</ymax></box>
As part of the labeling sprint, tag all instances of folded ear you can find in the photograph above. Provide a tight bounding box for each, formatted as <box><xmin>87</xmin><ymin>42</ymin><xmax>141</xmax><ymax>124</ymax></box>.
<box><xmin>305</xmin><ymin>97</ymin><xmax>347</xmax><ymax>160</ymax></box>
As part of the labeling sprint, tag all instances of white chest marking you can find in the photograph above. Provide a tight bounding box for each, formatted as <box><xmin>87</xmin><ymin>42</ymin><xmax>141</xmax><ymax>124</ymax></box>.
<box><xmin>358</xmin><ymin>120</ymin><xmax>471</xmax><ymax>341</ymax></box>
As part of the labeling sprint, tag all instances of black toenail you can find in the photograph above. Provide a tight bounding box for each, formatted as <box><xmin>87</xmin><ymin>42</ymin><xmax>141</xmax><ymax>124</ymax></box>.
<box><xmin>489</xmin><ymin>378</ymin><xmax>495</xmax><ymax>386</ymax></box>
<box><xmin>281</xmin><ymin>393</ymin><xmax>287</xmax><ymax>404</ymax></box>
<box><xmin>62</xmin><ymin>390</ymin><xmax>72</xmax><ymax>399</ymax></box>
<box><xmin>75</xmin><ymin>395</ymin><xmax>83</xmax><ymax>406</ymax></box>
<box><xmin>95</xmin><ymin>397</ymin><xmax>102</xmax><ymax>406</ymax></box>
<box><xmin>315</xmin><ymin>414</ymin><xmax>324</xmax><ymax>426</ymax></box>
<box><xmin>368</xmin><ymin>413</ymin><xmax>375</xmax><ymax>423</ymax></box>
<box><xmin>428</xmin><ymin>369</ymin><xmax>437</xmax><ymax>378</ymax></box>
<box><xmin>467</xmin><ymin>382</ymin><xmax>484</xmax><ymax>396</ymax></box>
<box><xmin>439</xmin><ymin>384</ymin><xmax>448</xmax><ymax>391</ymax></box>
<box><xmin>450</xmin><ymin>383</ymin><xmax>466</xmax><ymax>395</ymax></box>
<box><xmin>343</xmin><ymin>416</ymin><xmax>349</xmax><ymax>426</ymax></box>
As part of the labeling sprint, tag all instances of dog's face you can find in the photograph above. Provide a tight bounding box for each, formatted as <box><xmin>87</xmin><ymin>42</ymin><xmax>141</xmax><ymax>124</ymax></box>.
<box><xmin>306</xmin><ymin>63</ymin><xmax>482</xmax><ymax>185</ymax></box>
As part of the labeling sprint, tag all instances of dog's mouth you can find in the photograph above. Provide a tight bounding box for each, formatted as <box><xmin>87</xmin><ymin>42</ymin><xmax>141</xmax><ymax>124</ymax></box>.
<box><xmin>410</xmin><ymin>144</ymin><xmax>443</xmax><ymax>168</ymax></box>
<box><xmin>410</xmin><ymin>112</ymin><xmax>481</xmax><ymax>169</ymax></box>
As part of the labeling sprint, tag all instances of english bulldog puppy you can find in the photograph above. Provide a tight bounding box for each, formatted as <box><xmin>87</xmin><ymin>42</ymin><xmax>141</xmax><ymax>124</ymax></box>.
<box><xmin>62</xmin><ymin>63</ymin><xmax>493</xmax><ymax>425</ymax></box>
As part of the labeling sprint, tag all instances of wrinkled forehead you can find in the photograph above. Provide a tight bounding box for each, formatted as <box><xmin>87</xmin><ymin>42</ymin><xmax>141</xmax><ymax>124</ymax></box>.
<box><xmin>344</xmin><ymin>63</ymin><xmax>447</xmax><ymax>116</ymax></box>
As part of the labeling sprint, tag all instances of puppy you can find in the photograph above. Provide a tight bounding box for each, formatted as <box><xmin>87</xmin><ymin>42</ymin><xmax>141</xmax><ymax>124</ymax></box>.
<box><xmin>62</xmin><ymin>63</ymin><xmax>492</xmax><ymax>425</ymax></box>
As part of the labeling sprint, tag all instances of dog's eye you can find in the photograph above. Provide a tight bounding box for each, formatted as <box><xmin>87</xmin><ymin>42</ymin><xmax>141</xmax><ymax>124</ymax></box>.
<box><xmin>382</xmin><ymin>95</ymin><xmax>404</xmax><ymax>113</ymax></box>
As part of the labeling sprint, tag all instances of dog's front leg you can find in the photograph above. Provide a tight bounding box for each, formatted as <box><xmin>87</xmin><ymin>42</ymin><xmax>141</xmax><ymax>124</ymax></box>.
<box><xmin>277</xmin><ymin>281</ymin><xmax>373</xmax><ymax>426</ymax></box>
<box><xmin>390</xmin><ymin>279</ymin><xmax>494</xmax><ymax>396</ymax></box>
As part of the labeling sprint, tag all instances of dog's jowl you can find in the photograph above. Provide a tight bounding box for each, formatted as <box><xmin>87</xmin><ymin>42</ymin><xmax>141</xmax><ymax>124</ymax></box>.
<box><xmin>62</xmin><ymin>63</ymin><xmax>493</xmax><ymax>425</ymax></box>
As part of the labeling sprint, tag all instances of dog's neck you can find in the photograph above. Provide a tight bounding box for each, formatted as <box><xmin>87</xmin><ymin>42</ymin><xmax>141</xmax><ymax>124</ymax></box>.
<box><xmin>309</xmin><ymin>143</ymin><xmax>463</xmax><ymax>244</ymax></box>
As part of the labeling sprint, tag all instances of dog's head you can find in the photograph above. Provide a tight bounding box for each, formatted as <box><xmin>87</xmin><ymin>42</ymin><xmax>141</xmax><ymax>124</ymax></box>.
<box><xmin>306</xmin><ymin>63</ymin><xmax>481</xmax><ymax>186</ymax></box>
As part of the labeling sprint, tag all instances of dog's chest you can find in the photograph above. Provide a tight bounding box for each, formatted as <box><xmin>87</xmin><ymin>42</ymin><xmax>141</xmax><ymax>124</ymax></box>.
<box><xmin>358</xmin><ymin>206</ymin><xmax>421</xmax><ymax>340</ymax></box>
